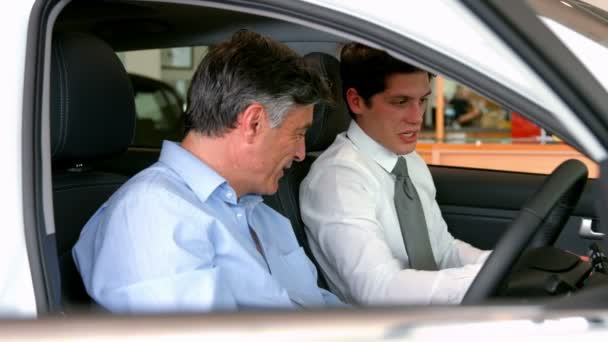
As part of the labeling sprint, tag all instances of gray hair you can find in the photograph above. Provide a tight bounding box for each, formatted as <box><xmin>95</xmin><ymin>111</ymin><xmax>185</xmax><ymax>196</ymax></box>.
<box><xmin>185</xmin><ymin>30</ymin><xmax>329</xmax><ymax>136</ymax></box>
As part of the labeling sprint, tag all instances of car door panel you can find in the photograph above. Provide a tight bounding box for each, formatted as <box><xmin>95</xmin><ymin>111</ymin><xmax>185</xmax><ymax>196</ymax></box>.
<box><xmin>440</xmin><ymin>206</ymin><xmax>516</xmax><ymax>250</ymax></box>
<box><xmin>430</xmin><ymin>165</ymin><xmax>603</xmax><ymax>255</ymax></box>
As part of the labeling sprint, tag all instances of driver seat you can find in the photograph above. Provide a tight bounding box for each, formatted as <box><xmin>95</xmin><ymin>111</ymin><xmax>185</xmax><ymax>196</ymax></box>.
<box><xmin>264</xmin><ymin>52</ymin><xmax>351</xmax><ymax>288</ymax></box>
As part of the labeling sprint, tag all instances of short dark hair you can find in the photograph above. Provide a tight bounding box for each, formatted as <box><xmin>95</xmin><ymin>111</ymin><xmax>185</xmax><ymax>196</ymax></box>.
<box><xmin>340</xmin><ymin>43</ymin><xmax>430</xmax><ymax>119</ymax></box>
<box><xmin>185</xmin><ymin>30</ymin><xmax>330</xmax><ymax>136</ymax></box>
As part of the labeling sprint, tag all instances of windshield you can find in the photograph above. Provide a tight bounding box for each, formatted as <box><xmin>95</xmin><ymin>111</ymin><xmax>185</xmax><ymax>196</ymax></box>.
<box><xmin>528</xmin><ymin>0</ymin><xmax>608</xmax><ymax>93</ymax></box>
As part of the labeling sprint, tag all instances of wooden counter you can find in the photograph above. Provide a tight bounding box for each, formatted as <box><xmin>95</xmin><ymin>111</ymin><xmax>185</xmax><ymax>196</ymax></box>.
<box><xmin>416</xmin><ymin>143</ymin><xmax>598</xmax><ymax>178</ymax></box>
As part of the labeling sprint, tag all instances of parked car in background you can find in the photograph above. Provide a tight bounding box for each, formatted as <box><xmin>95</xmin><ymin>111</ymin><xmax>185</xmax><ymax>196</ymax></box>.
<box><xmin>128</xmin><ymin>73</ymin><xmax>185</xmax><ymax>147</ymax></box>
<box><xmin>2</xmin><ymin>0</ymin><xmax>608</xmax><ymax>340</ymax></box>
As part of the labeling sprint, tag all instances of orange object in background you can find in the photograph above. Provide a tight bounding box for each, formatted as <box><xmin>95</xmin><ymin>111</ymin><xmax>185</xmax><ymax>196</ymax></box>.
<box><xmin>416</xmin><ymin>142</ymin><xmax>598</xmax><ymax>178</ymax></box>
<box><xmin>511</xmin><ymin>112</ymin><xmax>541</xmax><ymax>139</ymax></box>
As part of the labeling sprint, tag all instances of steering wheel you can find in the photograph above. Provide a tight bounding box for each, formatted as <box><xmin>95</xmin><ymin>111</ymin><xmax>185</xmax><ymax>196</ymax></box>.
<box><xmin>462</xmin><ymin>159</ymin><xmax>588</xmax><ymax>304</ymax></box>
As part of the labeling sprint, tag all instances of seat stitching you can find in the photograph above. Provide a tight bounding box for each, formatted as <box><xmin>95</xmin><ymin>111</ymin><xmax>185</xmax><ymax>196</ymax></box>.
<box><xmin>54</xmin><ymin>42</ymin><xmax>70</xmax><ymax>156</ymax></box>
<box><xmin>51</xmin><ymin>44</ymin><xmax>63</xmax><ymax>156</ymax></box>
<box><xmin>60</xmin><ymin>43</ymin><xmax>71</xmax><ymax>156</ymax></box>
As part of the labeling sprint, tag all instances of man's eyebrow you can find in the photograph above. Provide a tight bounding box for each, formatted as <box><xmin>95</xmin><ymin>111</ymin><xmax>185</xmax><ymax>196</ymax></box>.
<box><xmin>390</xmin><ymin>90</ymin><xmax>433</xmax><ymax>100</ymax></box>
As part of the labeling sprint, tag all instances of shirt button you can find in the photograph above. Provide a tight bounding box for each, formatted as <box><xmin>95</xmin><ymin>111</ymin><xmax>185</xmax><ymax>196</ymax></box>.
<box><xmin>226</xmin><ymin>192</ymin><xmax>233</xmax><ymax>199</ymax></box>
<box><xmin>236</xmin><ymin>213</ymin><xmax>243</xmax><ymax>218</ymax></box>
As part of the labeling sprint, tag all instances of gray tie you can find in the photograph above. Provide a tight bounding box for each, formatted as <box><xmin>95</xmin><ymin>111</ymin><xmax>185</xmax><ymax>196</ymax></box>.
<box><xmin>392</xmin><ymin>157</ymin><xmax>438</xmax><ymax>270</ymax></box>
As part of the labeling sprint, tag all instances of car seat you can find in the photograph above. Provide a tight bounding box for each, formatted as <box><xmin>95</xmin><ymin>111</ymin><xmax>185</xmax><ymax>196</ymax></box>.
<box><xmin>51</xmin><ymin>32</ymin><xmax>136</xmax><ymax>308</ymax></box>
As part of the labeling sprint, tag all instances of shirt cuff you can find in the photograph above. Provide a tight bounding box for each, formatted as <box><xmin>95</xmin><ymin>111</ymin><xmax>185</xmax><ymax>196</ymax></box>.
<box><xmin>429</xmin><ymin>263</ymin><xmax>484</xmax><ymax>304</ymax></box>
<box><xmin>476</xmin><ymin>250</ymin><xmax>492</xmax><ymax>264</ymax></box>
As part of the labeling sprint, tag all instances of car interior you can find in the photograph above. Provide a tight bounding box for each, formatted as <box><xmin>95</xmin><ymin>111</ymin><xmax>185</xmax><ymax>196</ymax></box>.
<box><xmin>51</xmin><ymin>1</ymin><xmax>355</xmax><ymax>310</ymax></box>
<box><xmin>46</xmin><ymin>0</ymin><xmax>608</xmax><ymax>312</ymax></box>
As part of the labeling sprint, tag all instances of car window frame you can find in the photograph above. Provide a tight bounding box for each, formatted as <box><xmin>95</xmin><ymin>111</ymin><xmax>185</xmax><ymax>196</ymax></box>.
<box><xmin>460</xmin><ymin>0</ymin><xmax>608</xmax><ymax>157</ymax></box>
<box><xmin>31</xmin><ymin>0</ymin><xmax>608</xmax><ymax>316</ymax></box>
<box><xmin>23</xmin><ymin>0</ymin><xmax>68</xmax><ymax>316</ymax></box>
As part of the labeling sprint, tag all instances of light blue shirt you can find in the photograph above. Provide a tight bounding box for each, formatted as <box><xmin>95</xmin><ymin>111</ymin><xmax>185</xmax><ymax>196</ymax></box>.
<box><xmin>73</xmin><ymin>141</ymin><xmax>343</xmax><ymax>313</ymax></box>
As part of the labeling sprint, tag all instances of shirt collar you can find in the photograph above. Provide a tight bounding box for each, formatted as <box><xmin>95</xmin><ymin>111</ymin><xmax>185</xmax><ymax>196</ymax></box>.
<box><xmin>346</xmin><ymin>120</ymin><xmax>401</xmax><ymax>174</ymax></box>
<box><xmin>157</xmin><ymin>140</ymin><xmax>227</xmax><ymax>203</ymax></box>
<box><xmin>239</xmin><ymin>193</ymin><xmax>264</xmax><ymax>208</ymax></box>
<box><xmin>158</xmin><ymin>141</ymin><xmax>264</xmax><ymax>207</ymax></box>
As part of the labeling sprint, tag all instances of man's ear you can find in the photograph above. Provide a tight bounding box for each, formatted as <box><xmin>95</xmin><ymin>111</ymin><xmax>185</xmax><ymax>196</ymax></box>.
<box><xmin>236</xmin><ymin>103</ymin><xmax>268</xmax><ymax>143</ymax></box>
<box><xmin>346</xmin><ymin>88</ymin><xmax>365</xmax><ymax>115</ymax></box>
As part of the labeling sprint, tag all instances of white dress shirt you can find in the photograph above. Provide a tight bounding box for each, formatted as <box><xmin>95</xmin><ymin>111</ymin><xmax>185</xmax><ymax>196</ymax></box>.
<box><xmin>300</xmin><ymin>121</ymin><xmax>490</xmax><ymax>305</ymax></box>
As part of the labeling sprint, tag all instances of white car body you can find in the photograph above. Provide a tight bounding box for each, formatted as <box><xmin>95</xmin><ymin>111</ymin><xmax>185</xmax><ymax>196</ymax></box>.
<box><xmin>1</xmin><ymin>0</ymin><xmax>608</xmax><ymax>340</ymax></box>
<box><xmin>0</xmin><ymin>0</ymin><xmax>37</xmax><ymax>318</ymax></box>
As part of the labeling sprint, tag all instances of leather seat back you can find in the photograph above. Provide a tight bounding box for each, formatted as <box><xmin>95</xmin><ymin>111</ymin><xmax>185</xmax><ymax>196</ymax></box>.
<box><xmin>51</xmin><ymin>32</ymin><xmax>136</xmax><ymax>307</ymax></box>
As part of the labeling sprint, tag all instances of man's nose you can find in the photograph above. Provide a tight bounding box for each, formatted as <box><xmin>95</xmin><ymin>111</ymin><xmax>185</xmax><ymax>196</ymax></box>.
<box><xmin>294</xmin><ymin>138</ymin><xmax>306</xmax><ymax>162</ymax></box>
<box><xmin>406</xmin><ymin>102</ymin><xmax>424</xmax><ymax>124</ymax></box>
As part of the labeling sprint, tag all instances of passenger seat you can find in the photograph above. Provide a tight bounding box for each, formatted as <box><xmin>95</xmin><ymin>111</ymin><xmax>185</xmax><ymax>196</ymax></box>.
<box><xmin>51</xmin><ymin>32</ymin><xmax>136</xmax><ymax>308</ymax></box>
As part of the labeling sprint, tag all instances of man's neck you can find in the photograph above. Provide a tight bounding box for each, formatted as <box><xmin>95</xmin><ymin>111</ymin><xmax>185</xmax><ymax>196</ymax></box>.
<box><xmin>181</xmin><ymin>131</ymin><xmax>249</xmax><ymax>198</ymax></box>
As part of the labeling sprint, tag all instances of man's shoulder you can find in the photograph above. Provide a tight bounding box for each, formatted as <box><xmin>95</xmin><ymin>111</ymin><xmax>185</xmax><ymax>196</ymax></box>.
<box><xmin>302</xmin><ymin>136</ymin><xmax>380</xmax><ymax>194</ymax></box>
<box><xmin>85</xmin><ymin>162</ymin><xmax>222</xmax><ymax>244</ymax></box>
<box><xmin>121</xmin><ymin>163</ymin><xmax>179</xmax><ymax>192</ymax></box>
<box><xmin>311</xmin><ymin>135</ymin><xmax>373</xmax><ymax>172</ymax></box>
<box><xmin>108</xmin><ymin>162</ymin><xmax>196</xmax><ymax>211</ymax></box>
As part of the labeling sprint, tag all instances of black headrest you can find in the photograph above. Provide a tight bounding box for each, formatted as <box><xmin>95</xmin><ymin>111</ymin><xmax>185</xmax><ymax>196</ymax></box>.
<box><xmin>51</xmin><ymin>32</ymin><xmax>136</xmax><ymax>162</ymax></box>
<box><xmin>303</xmin><ymin>52</ymin><xmax>350</xmax><ymax>152</ymax></box>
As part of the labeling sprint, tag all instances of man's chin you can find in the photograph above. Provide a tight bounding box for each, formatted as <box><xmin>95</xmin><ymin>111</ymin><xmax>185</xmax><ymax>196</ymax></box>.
<box><xmin>258</xmin><ymin>173</ymin><xmax>286</xmax><ymax>195</ymax></box>
<box><xmin>261</xmin><ymin>182</ymin><xmax>280</xmax><ymax>196</ymax></box>
<box><xmin>394</xmin><ymin>142</ymin><xmax>417</xmax><ymax>155</ymax></box>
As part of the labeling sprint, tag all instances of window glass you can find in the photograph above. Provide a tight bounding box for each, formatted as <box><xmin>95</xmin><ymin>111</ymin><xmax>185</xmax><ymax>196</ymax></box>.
<box><xmin>418</xmin><ymin>76</ymin><xmax>598</xmax><ymax>177</ymax></box>
<box><xmin>118</xmin><ymin>44</ymin><xmax>598</xmax><ymax>176</ymax></box>
<box><xmin>423</xmin><ymin>78</ymin><xmax>510</xmax><ymax>143</ymax></box>
<box><xmin>134</xmin><ymin>90</ymin><xmax>166</xmax><ymax>123</ymax></box>
<box><xmin>118</xmin><ymin>46</ymin><xmax>209</xmax><ymax>147</ymax></box>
